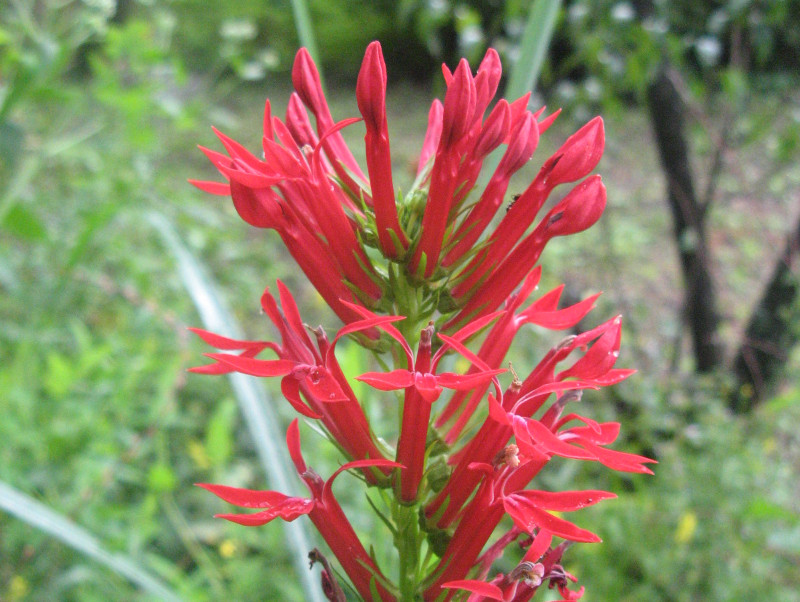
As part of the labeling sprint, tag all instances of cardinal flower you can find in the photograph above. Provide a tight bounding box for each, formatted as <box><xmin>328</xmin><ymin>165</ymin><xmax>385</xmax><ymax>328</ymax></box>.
<box><xmin>191</xmin><ymin>40</ymin><xmax>652</xmax><ymax>602</ymax></box>
<box><xmin>198</xmin><ymin>420</ymin><xmax>401</xmax><ymax>601</ymax></box>
<box><xmin>190</xmin><ymin>280</ymin><xmax>393</xmax><ymax>470</ymax></box>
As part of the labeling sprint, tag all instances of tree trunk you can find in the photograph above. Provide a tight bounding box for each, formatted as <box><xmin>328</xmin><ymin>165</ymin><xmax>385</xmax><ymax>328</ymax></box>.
<box><xmin>646</xmin><ymin>66</ymin><xmax>723</xmax><ymax>372</ymax></box>
<box><xmin>731</xmin><ymin>213</ymin><xmax>800</xmax><ymax>411</ymax></box>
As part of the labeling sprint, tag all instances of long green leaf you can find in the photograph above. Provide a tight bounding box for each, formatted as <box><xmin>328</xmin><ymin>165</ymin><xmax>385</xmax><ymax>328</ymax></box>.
<box><xmin>0</xmin><ymin>480</ymin><xmax>181</xmax><ymax>601</ymax></box>
<box><xmin>289</xmin><ymin>0</ymin><xmax>323</xmax><ymax>87</ymax></box>
<box><xmin>481</xmin><ymin>0</ymin><xmax>562</xmax><ymax>182</ymax></box>
<box><xmin>147</xmin><ymin>211</ymin><xmax>324</xmax><ymax>602</ymax></box>
<box><xmin>506</xmin><ymin>0</ymin><xmax>563</xmax><ymax>100</ymax></box>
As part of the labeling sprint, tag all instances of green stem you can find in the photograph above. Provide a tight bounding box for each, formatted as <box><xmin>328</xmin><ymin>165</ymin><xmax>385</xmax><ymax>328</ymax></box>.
<box><xmin>393</xmin><ymin>502</ymin><xmax>421</xmax><ymax>600</ymax></box>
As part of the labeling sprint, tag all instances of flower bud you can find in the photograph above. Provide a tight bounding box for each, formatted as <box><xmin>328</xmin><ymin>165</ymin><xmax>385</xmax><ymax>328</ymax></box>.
<box><xmin>441</xmin><ymin>59</ymin><xmax>476</xmax><ymax>148</ymax></box>
<box><xmin>356</xmin><ymin>41</ymin><xmax>387</xmax><ymax>132</ymax></box>
<box><xmin>538</xmin><ymin>116</ymin><xmax>604</xmax><ymax>188</ymax></box>
<box><xmin>291</xmin><ymin>48</ymin><xmax>325</xmax><ymax>116</ymax></box>
<box><xmin>540</xmin><ymin>174</ymin><xmax>606</xmax><ymax>238</ymax></box>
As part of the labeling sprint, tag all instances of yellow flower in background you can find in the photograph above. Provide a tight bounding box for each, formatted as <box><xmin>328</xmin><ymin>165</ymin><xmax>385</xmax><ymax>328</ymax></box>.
<box><xmin>675</xmin><ymin>511</ymin><xmax>698</xmax><ymax>543</ymax></box>
<box><xmin>219</xmin><ymin>539</ymin><xmax>237</xmax><ymax>558</ymax></box>
<box><xmin>8</xmin><ymin>575</ymin><xmax>29</xmax><ymax>601</ymax></box>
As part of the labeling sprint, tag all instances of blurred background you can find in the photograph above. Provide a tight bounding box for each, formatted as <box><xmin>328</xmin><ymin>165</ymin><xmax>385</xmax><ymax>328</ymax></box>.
<box><xmin>1</xmin><ymin>0</ymin><xmax>799</xmax><ymax>600</ymax></box>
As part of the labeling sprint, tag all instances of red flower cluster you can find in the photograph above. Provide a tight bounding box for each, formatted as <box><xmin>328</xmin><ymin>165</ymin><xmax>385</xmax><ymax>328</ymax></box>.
<box><xmin>192</xmin><ymin>42</ymin><xmax>653</xmax><ymax>601</ymax></box>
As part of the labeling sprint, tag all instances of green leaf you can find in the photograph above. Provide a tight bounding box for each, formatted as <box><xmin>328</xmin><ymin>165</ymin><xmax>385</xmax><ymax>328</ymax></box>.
<box><xmin>148</xmin><ymin>463</ymin><xmax>177</xmax><ymax>493</ymax></box>
<box><xmin>289</xmin><ymin>0</ymin><xmax>322</xmax><ymax>86</ymax></box>
<box><xmin>206</xmin><ymin>398</ymin><xmax>237</xmax><ymax>467</ymax></box>
<box><xmin>0</xmin><ymin>480</ymin><xmax>182</xmax><ymax>601</ymax></box>
<box><xmin>506</xmin><ymin>0</ymin><xmax>563</xmax><ymax>101</ymax></box>
<box><xmin>2</xmin><ymin>204</ymin><xmax>46</xmax><ymax>240</ymax></box>
<box><xmin>44</xmin><ymin>352</ymin><xmax>75</xmax><ymax>398</ymax></box>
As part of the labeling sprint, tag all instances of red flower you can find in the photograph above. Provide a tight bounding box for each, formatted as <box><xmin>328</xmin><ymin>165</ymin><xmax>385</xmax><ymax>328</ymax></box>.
<box><xmin>190</xmin><ymin>281</ymin><xmax>391</xmax><ymax>469</ymax></box>
<box><xmin>351</xmin><ymin>304</ymin><xmax>504</xmax><ymax>501</ymax></box>
<box><xmin>198</xmin><ymin>420</ymin><xmax>400</xmax><ymax>601</ymax></box>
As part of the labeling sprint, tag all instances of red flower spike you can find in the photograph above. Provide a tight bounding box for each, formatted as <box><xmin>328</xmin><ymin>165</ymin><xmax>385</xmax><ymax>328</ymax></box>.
<box><xmin>357</xmin><ymin>42</ymin><xmax>409</xmax><ymax>257</ymax></box>
<box><xmin>192</xmin><ymin>43</ymin><xmax>652</xmax><ymax>600</ymax></box>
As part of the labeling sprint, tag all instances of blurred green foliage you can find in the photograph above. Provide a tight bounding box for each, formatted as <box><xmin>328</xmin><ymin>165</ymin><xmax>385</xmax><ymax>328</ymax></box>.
<box><xmin>1</xmin><ymin>1</ymin><xmax>799</xmax><ymax>600</ymax></box>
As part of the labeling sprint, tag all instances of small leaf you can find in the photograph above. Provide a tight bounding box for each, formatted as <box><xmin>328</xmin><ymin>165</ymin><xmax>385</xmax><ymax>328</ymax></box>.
<box><xmin>2</xmin><ymin>204</ymin><xmax>46</xmax><ymax>240</ymax></box>
<box><xmin>147</xmin><ymin>464</ymin><xmax>177</xmax><ymax>493</ymax></box>
<box><xmin>206</xmin><ymin>398</ymin><xmax>237</xmax><ymax>467</ymax></box>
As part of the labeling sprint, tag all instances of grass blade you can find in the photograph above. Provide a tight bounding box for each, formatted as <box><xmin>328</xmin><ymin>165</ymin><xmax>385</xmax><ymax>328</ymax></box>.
<box><xmin>506</xmin><ymin>0</ymin><xmax>562</xmax><ymax>100</ymax></box>
<box><xmin>0</xmin><ymin>480</ymin><xmax>181</xmax><ymax>601</ymax></box>
<box><xmin>147</xmin><ymin>211</ymin><xmax>324</xmax><ymax>602</ymax></box>
<box><xmin>289</xmin><ymin>0</ymin><xmax>322</xmax><ymax>86</ymax></box>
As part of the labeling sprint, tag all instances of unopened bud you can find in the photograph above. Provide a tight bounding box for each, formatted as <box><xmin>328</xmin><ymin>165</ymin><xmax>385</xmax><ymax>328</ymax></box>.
<box><xmin>291</xmin><ymin>48</ymin><xmax>325</xmax><ymax>115</ymax></box>
<box><xmin>441</xmin><ymin>59</ymin><xmax>477</xmax><ymax>148</ymax></box>
<box><xmin>473</xmin><ymin>99</ymin><xmax>511</xmax><ymax>158</ymax></box>
<box><xmin>540</xmin><ymin>175</ymin><xmax>606</xmax><ymax>238</ymax></box>
<box><xmin>538</xmin><ymin>116</ymin><xmax>604</xmax><ymax>188</ymax></box>
<box><xmin>356</xmin><ymin>41</ymin><xmax>387</xmax><ymax>132</ymax></box>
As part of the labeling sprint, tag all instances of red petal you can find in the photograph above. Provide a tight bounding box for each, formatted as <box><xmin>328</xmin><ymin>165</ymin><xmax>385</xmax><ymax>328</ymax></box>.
<box><xmin>543</xmin><ymin>116</ymin><xmax>604</xmax><ymax>187</ymax></box>
<box><xmin>576</xmin><ymin>440</ymin><xmax>656</xmax><ymax>474</ymax></box>
<box><xmin>522</xmin><ymin>529</ymin><xmax>553</xmax><ymax>563</ymax></box>
<box><xmin>487</xmin><ymin>393</ymin><xmax>510</xmax><ymax>425</ymax></box>
<box><xmin>414</xmin><ymin>372</ymin><xmax>443</xmax><ymax>403</ymax></box>
<box><xmin>302</xmin><ymin>368</ymin><xmax>349</xmax><ymax>403</ymax></box>
<box><xmin>196</xmin><ymin>483</ymin><xmax>292</xmax><ymax>508</ymax></box>
<box><xmin>280</xmin><ymin>378</ymin><xmax>323</xmax><ymax>419</ymax></box>
<box><xmin>356</xmin><ymin>369</ymin><xmax>415</xmax><ymax>391</ymax></box>
<box><xmin>504</xmin><ymin>496</ymin><xmax>601</xmax><ymax>543</ymax></box>
<box><xmin>435</xmin><ymin>370</ymin><xmax>504</xmax><ymax>390</ymax></box>
<box><xmin>511</xmin><ymin>489</ymin><xmax>615</xmax><ymax>511</ymax></box>
<box><xmin>540</xmin><ymin>175</ymin><xmax>606</xmax><ymax>238</ymax></box>
<box><xmin>522</xmin><ymin>419</ymin><xmax>595</xmax><ymax>461</ymax></box>
<box><xmin>418</xmin><ymin>100</ymin><xmax>443</xmax><ymax>174</ymax></box>
<box><xmin>524</xmin><ymin>293</ymin><xmax>600</xmax><ymax>330</ymax></box>
<box><xmin>215</xmin><ymin>497</ymin><xmax>313</xmax><ymax>526</ymax></box>
<box><xmin>188</xmin><ymin>179</ymin><xmax>231</xmax><ymax>195</ymax></box>
<box><xmin>205</xmin><ymin>353</ymin><xmax>295</xmax><ymax>377</ymax></box>
<box><xmin>356</xmin><ymin>41</ymin><xmax>387</xmax><ymax>132</ymax></box>
<box><xmin>188</xmin><ymin>327</ymin><xmax>265</xmax><ymax>351</ymax></box>
<box><xmin>326</xmin><ymin>458</ymin><xmax>403</xmax><ymax>497</ymax></box>
<box><xmin>286</xmin><ymin>419</ymin><xmax>306</xmax><ymax>474</ymax></box>
<box><xmin>442</xmin><ymin>580</ymin><xmax>504</xmax><ymax>599</ymax></box>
